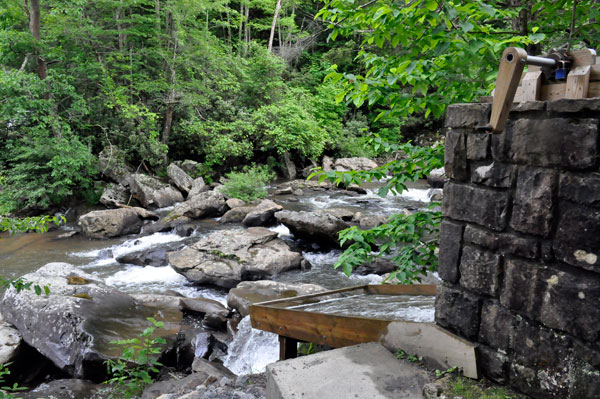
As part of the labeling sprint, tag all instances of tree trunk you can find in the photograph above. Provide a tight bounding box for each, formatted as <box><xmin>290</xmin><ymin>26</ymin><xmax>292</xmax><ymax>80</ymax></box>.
<box><xmin>267</xmin><ymin>0</ymin><xmax>283</xmax><ymax>52</ymax></box>
<box><xmin>28</xmin><ymin>0</ymin><xmax>47</xmax><ymax>80</ymax></box>
<box><xmin>244</xmin><ymin>5</ymin><xmax>250</xmax><ymax>56</ymax></box>
<box><xmin>162</xmin><ymin>12</ymin><xmax>178</xmax><ymax>146</ymax></box>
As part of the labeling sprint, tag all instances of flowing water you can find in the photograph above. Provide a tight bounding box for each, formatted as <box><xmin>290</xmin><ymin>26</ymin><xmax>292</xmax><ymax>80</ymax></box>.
<box><xmin>0</xmin><ymin>181</ymin><xmax>439</xmax><ymax>374</ymax></box>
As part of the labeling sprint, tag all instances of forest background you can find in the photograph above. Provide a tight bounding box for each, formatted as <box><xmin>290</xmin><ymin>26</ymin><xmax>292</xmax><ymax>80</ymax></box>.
<box><xmin>0</xmin><ymin>0</ymin><xmax>598</xmax><ymax>216</ymax></box>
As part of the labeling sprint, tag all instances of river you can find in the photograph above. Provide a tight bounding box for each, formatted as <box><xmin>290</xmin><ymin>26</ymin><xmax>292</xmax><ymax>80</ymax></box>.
<box><xmin>0</xmin><ymin>181</ymin><xmax>439</xmax><ymax>375</ymax></box>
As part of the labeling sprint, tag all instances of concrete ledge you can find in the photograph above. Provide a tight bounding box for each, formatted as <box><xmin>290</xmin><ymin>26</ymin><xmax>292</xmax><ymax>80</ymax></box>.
<box><xmin>265</xmin><ymin>342</ymin><xmax>432</xmax><ymax>399</ymax></box>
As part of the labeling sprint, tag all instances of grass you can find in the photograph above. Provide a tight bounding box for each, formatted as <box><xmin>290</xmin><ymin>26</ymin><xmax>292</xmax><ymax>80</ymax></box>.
<box><xmin>446</xmin><ymin>376</ymin><xmax>524</xmax><ymax>399</ymax></box>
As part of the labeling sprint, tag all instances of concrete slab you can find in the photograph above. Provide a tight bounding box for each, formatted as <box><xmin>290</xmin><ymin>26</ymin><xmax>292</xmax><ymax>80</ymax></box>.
<box><xmin>265</xmin><ymin>342</ymin><xmax>433</xmax><ymax>399</ymax></box>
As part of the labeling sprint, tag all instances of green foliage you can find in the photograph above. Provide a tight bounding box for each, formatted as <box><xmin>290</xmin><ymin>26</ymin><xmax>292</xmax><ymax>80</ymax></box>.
<box><xmin>318</xmin><ymin>0</ymin><xmax>600</xmax><ymax>120</ymax></box>
<box><xmin>0</xmin><ymin>363</ymin><xmax>26</xmax><ymax>399</ymax></box>
<box><xmin>436</xmin><ymin>366</ymin><xmax>458</xmax><ymax>378</ymax></box>
<box><xmin>310</xmin><ymin>142</ymin><xmax>443</xmax><ymax>283</ymax></box>
<box><xmin>337</xmin><ymin>209</ymin><xmax>442</xmax><ymax>283</ymax></box>
<box><xmin>104</xmin><ymin>317</ymin><xmax>167</xmax><ymax>399</ymax></box>
<box><xmin>449</xmin><ymin>376</ymin><xmax>519</xmax><ymax>399</ymax></box>
<box><xmin>253</xmin><ymin>88</ymin><xmax>330</xmax><ymax>158</ymax></box>
<box><xmin>395</xmin><ymin>348</ymin><xmax>422</xmax><ymax>363</ymax></box>
<box><xmin>221</xmin><ymin>164</ymin><xmax>275</xmax><ymax>203</ymax></box>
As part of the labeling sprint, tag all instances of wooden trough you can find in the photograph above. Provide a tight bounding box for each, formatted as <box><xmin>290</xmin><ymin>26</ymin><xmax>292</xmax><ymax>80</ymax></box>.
<box><xmin>249</xmin><ymin>284</ymin><xmax>479</xmax><ymax>378</ymax></box>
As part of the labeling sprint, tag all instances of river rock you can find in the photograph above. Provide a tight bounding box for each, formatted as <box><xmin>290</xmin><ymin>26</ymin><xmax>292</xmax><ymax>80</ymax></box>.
<box><xmin>274</xmin><ymin>210</ymin><xmax>350</xmax><ymax>247</ymax></box>
<box><xmin>168</xmin><ymin>227</ymin><xmax>303</xmax><ymax>288</ymax></box>
<box><xmin>141</xmin><ymin>216</ymin><xmax>192</xmax><ymax>235</ymax></box>
<box><xmin>359</xmin><ymin>215</ymin><xmax>388</xmax><ymax>229</ymax></box>
<box><xmin>132</xmin><ymin>294</ymin><xmax>182</xmax><ymax>310</ymax></box>
<box><xmin>116</xmin><ymin>241</ymin><xmax>185</xmax><ymax>266</ymax></box>
<box><xmin>242</xmin><ymin>199</ymin><xmax>283</xmax><ymax>227</ymax></box>
<box><xmin>175</xmin><ymin>160</ymin><xmax>200</xmax><ymax>175</ymax></box>
<box><xmin>97</xmin><ymin>146</ymin><xmax>134</xmax><ymax>186</ymax></box>
<box><xmin>353</xmin><ymin>259</ymin><xmax>398</xmax><ymax>276</ymax></box>
<box><xmin>323</xmin><ymin>208</ymin><xmax>354</xmax><ymax>221</ymax></box>
<box><xmin>227</xmin><ymin>280</ymin><xmax>327</xmax><ymax>317</ymax></box>
<box><xmin>22</xmin><ymin>379</ymin><xmax>105</xmax><ymax>399</ymax></box>
<box><xmin>188</xmin><ymin>177</ymin><xmax>209</xmax><ymax>197</ymax></box>
<box><xmin>129</xmin><ymin>173</ymin><xmax>184</xmax><ymax>208</ymax></box>
<box><xmin>427</xmin><ymin>167</ymin><xmax>447</xmax><ymax>188</ymax></box>
<box><xmin>322</xmin><ymin>155</ymin><xmax>334</xmax><ymax>172</ymax></box>
<box><xmin>220</xmin><ymin>206</ymin><xmax>253</xmax><ymax>224</ymax></box>
<box><xmin>179</xmin><ymin>298</ymin><xmax>230</xmax><ymax>330</ymax></box>
<box><xmin>226</xmin><ymin>198</ymin><xmax>246</xmax><ymax>209</ymax></box>
<box><xmin>167</xmin><ymin>163</ymin><xmax>194</xmax><ymax>195</ymax></box>
<box><xmin>99</xmin><ymin>183</ymin><xmax>130</xmax><ymax>207</ymax></box>
<box><xmin>170</xmin><ymin>191</ymin><xmax>227</xmax><ymax>219</ymax></box>
<box><xmin>78</xmin><ymin>208</ymin><xmax>145</xmax><ymax>238</ymax></box>
<box><xmin>0</xmin><ymin>263</ymin><xmax>144</xmax><ymax>379</ymax></box>
<box><xmin>334</xmin><ymin>157</ymin><xmax>378</xmax><ymax>171</ymax></box>
<box><xmin>0</xmin><ymin>315</ymin><xmax>22</xmax><ymax>364</ymax></box>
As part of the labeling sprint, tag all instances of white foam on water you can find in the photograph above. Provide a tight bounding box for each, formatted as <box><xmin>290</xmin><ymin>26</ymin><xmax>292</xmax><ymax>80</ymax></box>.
<box><xmin>71</xmin><ymin>232</ymin><xmax>185</xmax><ymax>265</ymax></box>
<box><xmin>268</xmin><ymin>224</ymin><xmax>291</xmax><ymax>238</ymax></box>
<box><xmin>302</xmin><ymin>250</ymin><xmax>342</xmax><ymax>266</ymax></box>
<box><xmin>223</xmin><ymin>316</ymin><xmax>279</xmax><ymax>375</ymax></box>
<box><xmin>106</xmin><ymin>265</ymin><xmax>188</xmax><ymax>288</ymax></box>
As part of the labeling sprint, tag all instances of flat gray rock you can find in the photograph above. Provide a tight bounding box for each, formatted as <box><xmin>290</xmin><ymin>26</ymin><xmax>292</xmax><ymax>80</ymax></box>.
<box><xmin>266</xmin><ymin>343</ymin><xmax>432</xmax><ymax>399</ymax></box>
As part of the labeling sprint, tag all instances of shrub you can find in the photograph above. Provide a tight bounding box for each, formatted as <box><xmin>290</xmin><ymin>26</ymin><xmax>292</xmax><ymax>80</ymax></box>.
<box><xmin>221</xmin><ymin>164</ymin><xmax>275</xmax><ymax>203</ymax></box>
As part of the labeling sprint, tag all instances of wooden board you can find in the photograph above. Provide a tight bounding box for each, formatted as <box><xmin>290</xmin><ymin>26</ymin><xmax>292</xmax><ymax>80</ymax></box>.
<box><xmin>250</xmin><ymin>284</ymin><xmax>479</xmax><ymax>379</ymax></box>
<box><xmin>565</xmin><ymin>65</ymin><xmax>591</xmax><ymax>99</ymax></box>
<box><xmin>380</xmin><ymin>321</ymin><xmax>478</xmax><ymax>379</ymax></box>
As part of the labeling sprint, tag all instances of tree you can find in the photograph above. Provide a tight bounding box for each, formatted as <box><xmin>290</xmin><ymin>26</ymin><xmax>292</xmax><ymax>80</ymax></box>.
<box><xmin>313</xmin><ymin>0</ymin><xmax>600</xmax><ymax>282</ymax></box>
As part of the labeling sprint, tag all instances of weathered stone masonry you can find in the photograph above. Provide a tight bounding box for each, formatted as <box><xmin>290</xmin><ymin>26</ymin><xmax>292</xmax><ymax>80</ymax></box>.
<box><xmin>436</xmin><ymin>99</ymin><xmax>600</xmax><ymax>399</ymax></box>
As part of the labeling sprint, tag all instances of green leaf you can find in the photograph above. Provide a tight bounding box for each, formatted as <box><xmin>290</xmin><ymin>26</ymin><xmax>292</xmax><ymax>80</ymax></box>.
<box><xmin>459</xmin><ymin>20</ymin><xmax>474</xmax><ymax>33</ymax></box>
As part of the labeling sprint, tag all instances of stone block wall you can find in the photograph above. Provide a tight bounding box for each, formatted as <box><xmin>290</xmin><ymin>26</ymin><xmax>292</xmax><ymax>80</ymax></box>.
<box><xmin>436</xmin><ymin>99</ymin><xmax>600</xmax><ymax>398</ymax></box>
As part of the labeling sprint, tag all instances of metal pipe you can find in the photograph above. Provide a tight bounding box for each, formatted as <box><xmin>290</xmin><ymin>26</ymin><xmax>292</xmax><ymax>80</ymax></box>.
<box><xmin>526</xmin><ymin>55</ymin><xmax>557</xmax><ymax>67</ymax></box>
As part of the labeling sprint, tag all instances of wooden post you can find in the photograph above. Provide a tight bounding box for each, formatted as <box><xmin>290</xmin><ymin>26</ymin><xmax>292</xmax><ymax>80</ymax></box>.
<box><xmin>489</xmin><ymin>47</ymin><xmax>528</xmax><ymax>133</ymax></box>
<box><xmin>521</xmin><ymin>70</ymin><xmax>542</xmax><ymax>101</ymax></box>
<box><xmin>565</xmin><ymin>65</ymin><xmax>591</xmax><ymax>99</ymax></box>
<box><xmin>279</xmin><ymin>335</ymin><xmax>298</xmax><ymax>360</ymax></box>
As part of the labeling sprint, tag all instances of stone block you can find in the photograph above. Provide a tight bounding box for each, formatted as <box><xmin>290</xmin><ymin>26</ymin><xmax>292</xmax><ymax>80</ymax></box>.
<box><xmin>459</xmin><ymin>246</ymin><xmax>501</xmax><ymax>297</ymax></box>
<box><xmin>477</xmin><ymin>345</ymin><xmax>509</xmax><ymax>384</ymax></box>
<box><xmin>444</xmin><ymin>130</ymin><xmax>467</xmax><ymax>181</ymax></box>
<box><xmin>435</xmin><ymin>283</ymin><xmax>481</xmax><ymax>340</ymax></box>
<box><xmin>445</xmin><ymin>103</ymin><xmax>491</xmax><ymax>128</ymax></box>
<box><xmin>479</xmin><ymin>301</ymin><xmax>515</xmax><ymax>350</ymax></box>
<box><xmin>438</xmin><ymin>221</ymin><xmax>464</xmax><ymax>283</ymax></box>
<box><xmin>471</xmin><ymin>161</ymin><xmax>515</xmax><ymax>188</ymax></box>
<box><xmin>442</xmin><ymin>183</ymin><xmax>510</xmax><ymax>231</ymax></box>
<box><xmin>466</xmin><ymin>133</ymin><xmax>489</xmax><ymax>160</ymax></box>
<box><xmin>500</xmin><ymin>259</ymin><xmax>543</xmax><ymax>319</ymax></box>
<box><xmin>537</xmin><ymin>267</ymin><xmax>600</xmax><ymax>343</ymax></box>
<box><xmin>510</xmin><ymin>101</ymin><xmax>546</xmax><ymax>113</ymax></box>
<box><xmin>572</xmin><ymin>339</ymin><xmax>600</xmax><ymax>368</ymax></box>
<box><xmin>547</xmin><ymin>98</ymin><xmax>600</xmax><ymax>113</ymax></box>
<box><xmin>559</xmin><ymin>172</ymin><xmax>600</xmax><ymax>208</ymax></box>
<box><xmin>554</xmin><ymin>202</ymin><xmax>600</xmax><ymax>273</ymax></box>
<box><xmin>463</xmin><ymin>225</ymin><xmax>539</xmax><ymax>259</ymax></box>
<box><xmin>510</xmin><ymin>167</ymin><xmax>556</xmax><ymax>237</ymax></box>
<box><xmin>569</xmin><ymin>363</ymin><xmax>600</xmax><ymax>399</ymax></box>
<box><xmin>492</xmin><ymin>118</ymin><xmax>598</xmax><ymax>169</ymax></box>
<box><xmin>512</xmin><ymin>318</ymin><xmax>572</xmax><ymax>369</ymax></box>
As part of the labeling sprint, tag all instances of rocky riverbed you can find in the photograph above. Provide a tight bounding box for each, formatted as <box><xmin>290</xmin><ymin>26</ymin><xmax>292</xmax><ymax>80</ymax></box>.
<box><xmin>0</xmin><ymin>155</ymin><xmax>443</xmax><ymax>398</ymax></box>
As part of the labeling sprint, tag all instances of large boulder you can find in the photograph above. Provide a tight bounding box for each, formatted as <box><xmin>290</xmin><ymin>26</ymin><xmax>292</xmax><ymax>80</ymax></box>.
<box><xmin>227</xmin><ymin>280</ymin><xmax>327</xmax><ymax>317</ymax></box>
<box><xmin>179</xmin><ymin>298</ymin><xmax>230</xmax><ymax>330</ymax></box>
<box><xmin>242</xmin><ymin>199</ymin><xmax>283</xmax><ymax>227</ymax></box>
<box><xmin>0</xmin><ymin>263</ymin><xmax>180</xmax><ymax>380</ymax></box>
<box><xmin>22</xmin><ymin>379</ymin><xmax>104</xmax><ymax>399</ymax></box>
<box><xmin>334</xmin><ymin>157</ymin><xmax>378</xmax><ymax>171</ymax></box>
<box><xmin>167</xmin><ymin>164</ymin><xmax>194</xmax><ymax>196</ymax></box>
<box><xmin>0</xmin><ymin>315</ymin><xmax>22</xmax><ymax>364</ymax></box>
<box><xmin>128</xmin><ymin>173</ymin><xmax>184</xmax><ymax>208</ymax></box>
<box><xmin>274</xmin><ymin>210</ymin><xmax>350</xmax><ymax>247</ymax></box>
<box><xmin>221</xmin><ymin>200</ymin><xmax>282</xmax><ymax>226</ymax></box>
<box><xmin>116</xmin><ymin>241</ymin><xmax>186</xmax><ymax>266</ymax></box>
<box><xmin>168</xmin><ymin>227</ymin><xmax>303</xmax><ymax>288</ymax></box>
<box><xmin>97</xmin><ymin>146</ymin><xmax>133</xmax><ymax>186</ymax></box>
<box><xmin>170</xmin><ymin>191</ymin><xmax>227</xmax><ymax>219</ymax></box>
<box><xmin>188</xmin><ymin>177</ymin><xmax>209</xmax><ymax>197</ymax></box>
<box><xmin>78</xmin><ymin>208</ymin><xmax>152</xmax><ymax>238</ymax></box>
<box><xmin>99</xmin><ymin>183</ymin><xmax>130</xmax><ymax>208</ymax></box>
